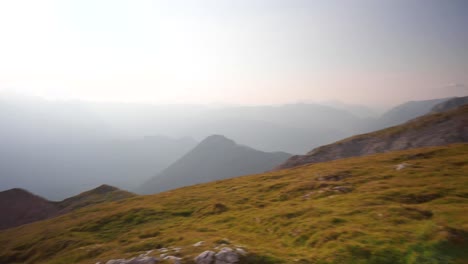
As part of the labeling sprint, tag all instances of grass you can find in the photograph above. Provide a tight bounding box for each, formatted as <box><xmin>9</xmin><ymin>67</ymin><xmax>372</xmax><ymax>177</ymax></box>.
<box><xmin>0</xmin><ymin>144</ymin><xmax>467</xmax><ymax>264</ymax></box>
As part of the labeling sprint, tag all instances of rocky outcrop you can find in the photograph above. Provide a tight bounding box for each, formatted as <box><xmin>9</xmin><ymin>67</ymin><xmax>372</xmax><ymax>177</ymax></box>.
<box><xmin>276</xmin><ymin>105</ymin><xmax>468</xmax><ymax>170</ymax></box>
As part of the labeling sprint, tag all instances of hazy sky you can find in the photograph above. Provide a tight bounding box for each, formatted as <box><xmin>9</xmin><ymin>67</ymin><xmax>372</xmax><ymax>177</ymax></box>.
<box><xmin>0</xmin><ymin>0</ymin><xmax>467</xmax><ymax>106</ymax></box>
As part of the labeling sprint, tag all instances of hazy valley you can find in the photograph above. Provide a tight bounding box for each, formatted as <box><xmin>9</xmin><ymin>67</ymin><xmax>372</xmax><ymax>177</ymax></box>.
<box><xmin>1</xmin><ymin>1</ymin><xmax>467</xmax><ymax>263</ymax></box>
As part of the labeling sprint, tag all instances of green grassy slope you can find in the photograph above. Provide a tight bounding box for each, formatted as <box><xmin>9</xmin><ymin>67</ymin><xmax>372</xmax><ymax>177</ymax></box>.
<box><xmin>1</xmin><ymin>144</ymin><xmax>467</xmax><ymax>264</ymax></box>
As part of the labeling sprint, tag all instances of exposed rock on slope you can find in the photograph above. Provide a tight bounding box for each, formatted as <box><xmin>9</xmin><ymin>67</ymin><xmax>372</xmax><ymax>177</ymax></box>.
<box><xmin>138</xmin><ymin>135</ymin><xmax>292</xmax><ymax>194</ymax></box>
<box><xmin>0</xmin><ymin>184</ymin><xmax>134</xmax><ymax>230</ymax></box>
<box><xmin>276</xmin><ymin>105</ymin><xmax>468</xmax><ymax>170</ymax></box>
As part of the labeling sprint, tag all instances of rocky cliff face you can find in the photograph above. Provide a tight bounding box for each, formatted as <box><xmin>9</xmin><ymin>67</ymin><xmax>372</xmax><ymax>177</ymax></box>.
<box><xmin>276</xmin><ymin>105</ymin><xmax>468</xmax><ymax>170</ymax></box>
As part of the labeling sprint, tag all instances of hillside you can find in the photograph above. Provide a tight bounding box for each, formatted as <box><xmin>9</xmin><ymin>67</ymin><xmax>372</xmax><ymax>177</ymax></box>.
<box><xmin>0</xmin><ymin>144</ymin><xmax>467</xmax><ymax>264</ymax></box>
<box><xmin>430</xmin><ymin>96</ymin><xmax>468</xmax><ymax>113</ymax></box>
<box><xmin>0</xmin><ymin>185</ymin><xmax>134</xmax><ymax>230</ymax></box>
<box><xmin>138</xmin><ymin>135</ymin><xmax>292</xmax><ymax>194</ymax></box>
<box><xmin>277</xmin><ymin>105</ymin><xmax>468</xmax><ymax>170</ymax></box>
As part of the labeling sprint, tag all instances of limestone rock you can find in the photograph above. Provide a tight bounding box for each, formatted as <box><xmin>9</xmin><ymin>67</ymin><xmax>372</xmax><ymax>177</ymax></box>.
<box><xmin>194</xmin><ymin>250</ymin><xmax>216</xmax><ymax>264</ymax></box>
<box><xmin>215</xmin><ymin>247</ymin><xmax>239</xmax><ymax>264</ymax></box>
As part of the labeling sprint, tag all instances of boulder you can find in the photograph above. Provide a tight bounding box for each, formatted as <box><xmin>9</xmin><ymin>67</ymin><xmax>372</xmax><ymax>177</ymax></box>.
<box><xmin>215</xmin><ymin>247</ymin><xmax>239</xmax><ymax>264</ymax></box>
<box><xmin>194</xmin><ymin>250</ymin><xmax>216</xmax><ymax>264</ymax></box>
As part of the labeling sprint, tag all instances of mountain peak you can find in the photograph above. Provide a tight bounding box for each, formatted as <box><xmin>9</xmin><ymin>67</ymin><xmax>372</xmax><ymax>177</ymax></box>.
<box><xmin>90</xmin><ymin>184</ymin><xmax>119</xmax><ymax>194</ymax></box>
<box><xmin>198</xmin><ymin>135</ymin><xmax>237</xmax><ymax>147</ymax></box>
<box><xmin>138</xmin><ymin>134</ymin><xmax>292</xmax><ymax>194</ymax></box>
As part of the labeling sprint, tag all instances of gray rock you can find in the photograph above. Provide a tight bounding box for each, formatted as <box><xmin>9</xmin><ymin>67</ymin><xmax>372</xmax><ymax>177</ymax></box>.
<box><xmin>105</xmin><ymin>256</ymin><xmax>158</xmax><ymax>264</ymax></box>
<box><xmin>215</xmin><ymin>247</ymin><xmax>239</xmax><ymax>264</ymax></box>
<box><xmin>331</xmin><ymin>186</ymin><xmax>352</xmax><ymax>193</ymax></box>
<box><xmin>194</xmin><ymin>250</ymin><xmax>216</xmax><ymax>264</ymax></box>
<box><xmin>128</xmin><ymin>256</ymin><xmax>158</xmax><ymax>264</ymax></box>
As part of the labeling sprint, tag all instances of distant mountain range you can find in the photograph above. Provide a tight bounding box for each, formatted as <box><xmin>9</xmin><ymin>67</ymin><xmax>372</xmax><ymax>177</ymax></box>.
<box><xmin>1</xmin><ymin>94</ymin><xmax>465</xmax><ymax>199</ymax></box>
<box><xmin>0</xmin><ymin>184</ymin><xmax>134</xmax><ymax>230</ymax></box>
<box><xmin>372</xmin><ymin>97</ymin><xmax>452</xmax><ymax>129</ymax></box>
<box><xmin>138</xmin><ymin>135</ymin><xmax>292</xmax><ymax>194</ymax></box>
<box><xmin>277</xmin><ymin>99</ymin><xmax>468</xmax><ymax>170</ymax></box>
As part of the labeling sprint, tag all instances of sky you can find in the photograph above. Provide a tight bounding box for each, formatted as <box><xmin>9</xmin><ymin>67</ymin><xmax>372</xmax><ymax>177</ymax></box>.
<box><xmin>0</xmin><ymin>0</ymin><xmax>467</xmax><ymax>107</ymax></box>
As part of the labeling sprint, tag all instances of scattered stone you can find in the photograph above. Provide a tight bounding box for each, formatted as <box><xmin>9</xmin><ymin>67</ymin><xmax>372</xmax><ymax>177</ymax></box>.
<box><xmin>171</xmin><ymin>247</ymin><xmax>182</xmax><ymax>253</ymax></box>
<box><xmin>160</xmin><ymin>254</ymin><xmax>167</xmax><ymax>258</ymax></box>
<box><xmin>194</xmin><ymin>250</ymin><xmax>216</xmax><ymax>264</ymax></box>
<box><xmin>215</xmin><ymin>247</ymin><xmax>239</xmax><ymax>264</ymax></box>
<box><xmin>317</xmin><ymin>171</ymin><xmax>351</xmax><ymax>181</ymax></box>
<box><xmin>158</xmin><ymin>248</ymin><xmax>169</xmax><ymax>253</ymax></box>
<box><xmin>331</xmin><ymin>186</ymin><xmax>352</xmax><ymax>193</ymax></box>
<box><xmin>105</xmin><ymin>256</ymin><xmax>159</xmax><ymax>264</ymax></box>
<box><xmin>395</xmin><ymin>163</ymin><xmax>410</xmax><ymax>171</ymax></box>
<box><xmin>235</xmin><ymin>248</ymin><xmax>247</xmax><ymax>256</ymax></box>
<box><xmin>193</xmin><ymin>241</ymin><xmax>205</xmax><ymax>247</ymax></box>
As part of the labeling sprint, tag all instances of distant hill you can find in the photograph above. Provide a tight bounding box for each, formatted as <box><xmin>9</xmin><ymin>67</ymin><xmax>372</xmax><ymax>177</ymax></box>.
<box><xmin>0</xmin><ymin>185</ymin><xmax>134</xmax><ymax>230</ymax></box>
<box><xmin>276</xmin><ymin>104</ymin><xmax>468</xmax><ymax>170</ymax></box>
<box><xmin>430</xmin><ymin>96</ymin><xmax>468</xmax><ymax>113</ymax></box>
<box><xmin>0</xmin><ymin>188</ymin><xmax>59</xmax><ymax>230</ymax></box>
<box><xmin>138</xmin><ymin>135</ymin><xmax>292</xmax><ymax>194</ymax></box>
<box><xmin>1</xmin><ymin>144</ymin><xmax>466</xmax><ymax>263</ymax></box>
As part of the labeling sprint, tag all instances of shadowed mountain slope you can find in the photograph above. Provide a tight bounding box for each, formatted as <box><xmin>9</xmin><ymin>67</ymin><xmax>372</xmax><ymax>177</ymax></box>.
<box><xmin>0</xmin><ymin>185</ymin><xmax>134</xmax><ymax>230</ymax></box>
<box><xmin>276</xmin><ymin>105</ymin><xmax>468</xmax><ymax>170</ymax></box>
<box><xmin>138</xmin><ymin>135</ymin><xmax>292</xmax><ymax>194</ymax></box>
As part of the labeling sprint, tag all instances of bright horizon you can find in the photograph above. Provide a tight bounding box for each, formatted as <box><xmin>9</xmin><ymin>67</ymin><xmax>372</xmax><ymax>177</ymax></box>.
<box><xmin>1</xmin><ymin>0</ymin><xmax>467</xmax><ymax>107</ymax></box>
